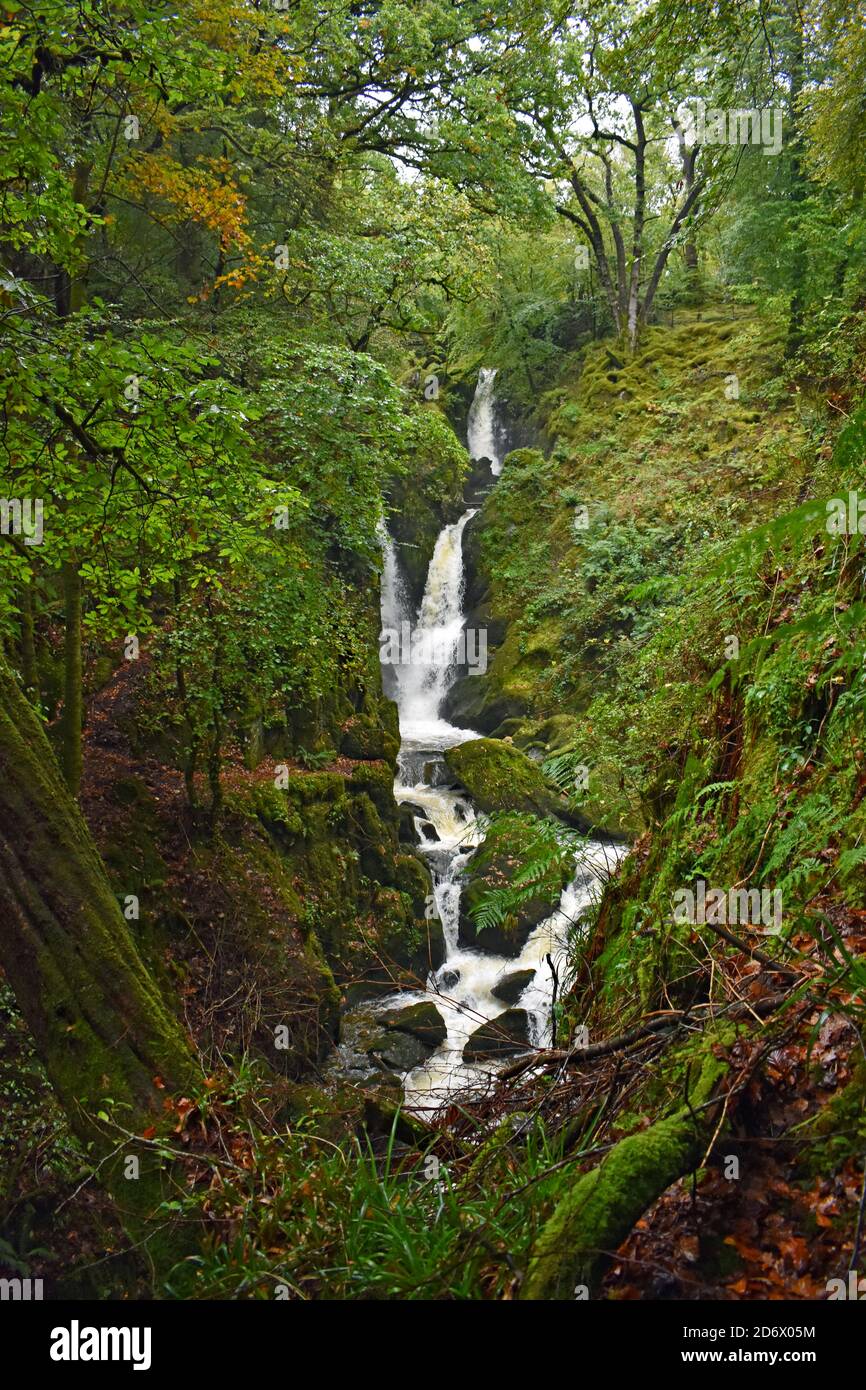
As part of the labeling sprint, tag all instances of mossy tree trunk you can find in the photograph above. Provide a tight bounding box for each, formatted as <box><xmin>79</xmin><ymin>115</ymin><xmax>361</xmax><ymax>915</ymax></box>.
<box><xmin>61</xmin><ymin>558</ymin><xmax>83</xmax><ymax>794</ymax></box>
<box><xmin>520</xmin><ymin>1049</ymin><xmax>728</xmax><ymax>1299</ymax></box>
<box><xmin>19</xmin><ymin>573</ymin><xmax>39</xmax><ymax>704</ymax></box>
<box><xmin>0</xmin><ymin>657</ymin><xmax>201</xmax><ymax>1267</ymax></box>
<box><xmin>783</xmin><ymin>1</ymin><xmax>807</xmax><ymax>360</ymax></box>
<box><xmin>56</xmin><ymin>159</ymin><xmax>90</xmax><ymax>795</ymax></box>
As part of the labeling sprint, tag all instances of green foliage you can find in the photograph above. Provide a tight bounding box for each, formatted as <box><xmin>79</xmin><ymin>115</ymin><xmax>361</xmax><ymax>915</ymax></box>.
<box><xmin>467</xmin><ymin>812</ymin><xmax>584</xmax><ymax>935</ymax></box>
<box><xmin>163</xmin><ymin>1064</ymin><xmax>565</xmax><ymax>1300</ymax></box>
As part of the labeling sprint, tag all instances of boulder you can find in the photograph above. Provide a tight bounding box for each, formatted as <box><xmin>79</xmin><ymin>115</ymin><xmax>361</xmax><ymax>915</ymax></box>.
<box><xmin>491</xmin><ymin>968</ymin><xmax>535</xmax><ymax>1006</ymax></box>
<box><xmin>380</xmin><ymin>1000</ymin><xmax>447</xmax><ymax>1048</ymax></box>
<box><xmin>457</xmin><ymin>817</ymin><xmax>571</xmax><ymax>957</ymax></box>
<box><xmin>413</xmin><ymin>913</ymin><xmax>447</xmax><ymax>974</ymax></box>
<box><xmin>463</xmin><ymin>1009</ymin><xmax>531</xmax><ymax>1061</ymax></box>
<box><xmin>340</xmin><ymin>715</ymin><xmax>399</xmax><ymax>762</ymax></box>
<box><xmin>443</xmin><ymin>737</ymin><xmax>584</xmax><ymax>827</ymax></box>
<box><xmin>365</xmin><ymin>1030</ymin><xmax>431</xmax><ymax>1072</ymax></box>
<box><xmin>422</xmin><ymin>759</ymin><xmax>454</xmax><ymax>789</ymax></box>
<box><xmin>398</xmin><ymin>803</ymin><xmax>422</xmax><ymax>844</ymax></box>
<box><xmin>458</xmin><ymin>907</ymin><xmax>539</xmax><ymax>958</ymax></box>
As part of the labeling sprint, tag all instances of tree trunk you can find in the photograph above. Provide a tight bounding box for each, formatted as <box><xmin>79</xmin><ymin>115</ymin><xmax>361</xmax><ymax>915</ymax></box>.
<box><xmin>208</xmin><ymin>722</ymin><xmax>223</xmax><ymax>831</ymax></box>
<box><xmin>520</xmin><ymin>1048</ymin><xmax>727</xmax><ymax>1299</ymax></box>
<box><xmin>61</xmin><ymin>558</ymin><xmax>83</xmax><ymax>795</ymax></box>
<box><xmin>19</xmin><ymin>575</ymin><xmax>39</xmax><ymax>704</ymax></box>
<box><xmin>783</xmin><ymin>2</ymin><xmax>807</xmax><ymax>359</ymax></box>
<box><xmin>626</xmin><ymin>105</ymin><xmax>647</xmax><ymax>351</ymax></box>
<box><xmin>0</xmin><ymin>657</ymin><xmax>200</xmax><ymax>1265</ymax></box>
<box><xmin>675</xmin><ymin>118</ymin><xmax>700</xmax><ymax>278</ymax></box>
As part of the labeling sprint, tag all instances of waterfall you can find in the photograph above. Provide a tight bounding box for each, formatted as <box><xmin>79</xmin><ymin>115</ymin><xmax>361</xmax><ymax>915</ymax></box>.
<box><xmin>385</xmin><ymin>510</ymin><xmax>477</xmax><ymax>751</ymax></box>
<box><xmin>377</xmin><ymin>521</ymin><xmax>409</xmax><ymax>703</ymax></box>
<box><xmin>378</xmin><ymin>520</ymin><xmax>408</xmax><ymax>637</ymax></box>
<box><xmin>467</xmin><ymin>366</ymin><xmax>502</xmax><ymax>475</ymax></box>
<box><xmin>369</xmin><ymin>373</ymin><xmax>615</xmax><ymax>1111</ymax></box>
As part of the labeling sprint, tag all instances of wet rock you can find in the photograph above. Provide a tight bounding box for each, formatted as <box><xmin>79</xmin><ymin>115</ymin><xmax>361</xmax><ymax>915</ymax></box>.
<box><xmin>457</xmin><ymin>815</ymin><xmax>571</xmax><ymax>956</ymax></box>
<box><xmin>340</xmin><ymin>714</ymin><xmax>399</xmax><ymax>762</ymax></box>
<box><xmin>380</xmin><ymin>1000</ymin><xmax>447</xmax><ymax>1048</ymax></box>
<box><xmin>441</xmin><ymin>676</ymin><xmax>525</xmax><ymax>735</ymax></box>
<box><xmin>422</xmin><ymin>759</ymin><xmax>454</xmax><ymax>789</ymax></box>
<box><xmin>365</xmin><ymin>1030</ymin><xmax>431</xmax><ymax>1072</ymax></box>
<box><xmin>463</xmin><ymin>1009</ymin><xmax>530</xmax><ymax>1061</ymax></box>
<box><xmin>398</xmin><ymin>803</ymin><xmax>422</xmax><ymax>844</ymax></box>
<box><xmin>415</xmin><ymin>913</ymin><xmax>447</xmax><ymax>974</ymax></box>
<box><xmin>457</xmin><ymin>910</ymin><xmax>538</xmax><ymax>958</ymax></box>
<box><xmin>343</xmin><ymin>980</ymin><xmax>392</xmax><ymax>1008</ymax></box>
<box><xmin>491</xmin><ymin>968</ymin><xmax>535</xmax><ymax>1006</ymax></box>
<box><xmin>437</xmin><ymin>968</ymin><xmax>460</xmax><ymax>990</ymax></box>
<box><xmin>463</xmin><ymin>454</ymin><xmax>496</xmax><ymax>508</ymax></box>
<box><xmin>443</xmin><ymin>737</ymin><xmax>585</xmax><ymax>827</ymax></box>
<box><xmin>361</xmin><ymin>1090</ymin><xmax>433</xmax><ymax>1144</ymax></box>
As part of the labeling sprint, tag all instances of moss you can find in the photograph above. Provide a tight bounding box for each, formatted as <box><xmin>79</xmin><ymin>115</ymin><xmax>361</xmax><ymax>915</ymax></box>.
<box><xmin>350</xmin><ymin>759</ymin><xmax>398</xmax><ymax>814</ymax></box>
<box><xmin>0</xmin><ymin>658</ymin><xmax>204</xmax><ymax>1279</ymax></box>
<box><xmin>458</xmin><ymin>813</ymin><xmax>571</xmax><ymax>955</ymax></box>
<box><xmin>521</xmin><ymin>1045</ymin><xmax>729</xmax><ymax>1299</ymax></box>
<box><xmin>393</xmin><ymin>853</ymin><xmax>430</xmax><ymax>910</ymax></box>
<box><xmin>234</xmin><ymin>782</ymin><xmax>305</xmax><ymax>839</ymax></box>
<box><xmin>340</xmin><ymin>714</ymin><xmax>400</xmax><ymax>762</ymax></box>
<box><xmin>796</xmin><ymin>1062</ymin><xmax>866</xmax><ymax>1178</ymax></box>
<box><xmin>444</xmin><ymin>737</ymin><xmax>579</xmax><ymax>824</ymax></box>
<box><xmin>225</xmin><ymin>834</ymin><xmax>339</xmax><ymax>1039</ymax></box>
<box><xmin>222</xmin><ymin>758</ymin><xmax>435</xmax><ymax>984</ymax></box>
<box><xmin>386</xmin><ymin>402</ymin><xmax>468</xmax><ymax>606</ymax></box>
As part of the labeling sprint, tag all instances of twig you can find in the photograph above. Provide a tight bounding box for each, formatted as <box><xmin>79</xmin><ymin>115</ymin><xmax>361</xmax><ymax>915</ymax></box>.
<box><xmin>701</xmin><ymin>918</ymin><xmax>802</xmax><ymax>981</ymax></box>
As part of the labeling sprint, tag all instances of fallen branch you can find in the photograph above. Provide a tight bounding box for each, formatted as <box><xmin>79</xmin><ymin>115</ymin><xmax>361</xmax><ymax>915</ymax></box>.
<box><xmin>499</xmin><ymin>991</ymin><xmax>793</xmax><ymax>1083</ymax></box>
<box><xmin>702</xmin><ymin>919</ymin><xmax>802</xmax><ymax>981</ymax></box>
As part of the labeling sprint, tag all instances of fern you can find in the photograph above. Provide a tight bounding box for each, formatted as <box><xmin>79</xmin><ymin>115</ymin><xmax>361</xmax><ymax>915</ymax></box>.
<box><xmin>468</xmin><ymin>813</ymin><xmax>588</xmax><ymax>934</ymax></box>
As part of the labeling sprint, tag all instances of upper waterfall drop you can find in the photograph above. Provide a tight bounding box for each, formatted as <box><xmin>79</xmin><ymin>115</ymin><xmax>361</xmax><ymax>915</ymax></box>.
<box><xmin>467</xmin><ymin>367</ymin><xmax>502</xmax><ymax>475</ymax></box>
<box><xmin>377</xmin><ymin>519</ymin><xmax>408</xmax><ymax>705</ymax></box>
<box><xmin>380</xmin><ymin>509</ymin><xmax>477</xmax><ymax>751</ymax></box>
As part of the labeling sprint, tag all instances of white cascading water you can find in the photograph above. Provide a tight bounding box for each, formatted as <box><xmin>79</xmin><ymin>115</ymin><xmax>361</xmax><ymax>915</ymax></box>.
<box><xmin>378</xmin><ymin>369</ymin><xmax>617</xmax><ymax>1110</ymax></box>
<box><xmin>390</xmin><ymin>510</ymin><xmax>478</xmax><ymax>752</ymax></box>
<box><xmin>467</xmin><ymin>366</ymin><xmax>502</xmax><ymax>475</ymax></box>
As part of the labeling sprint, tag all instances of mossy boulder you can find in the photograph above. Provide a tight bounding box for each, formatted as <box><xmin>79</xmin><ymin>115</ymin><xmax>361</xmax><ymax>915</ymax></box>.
<box><xmin>444</xmin><ymin>737</ymin><xmax>582</xmax><ymax>826</ymax></box>
<box><xmin>340</xmin><ymin>714</ymin><xmax>399</xmax><ymax>762</ymax></box>
<box><xmin>350</xmin><ymin>760</ymin><xmax>399</xmax><ymax>816</ymax></box>
<box><xmin>224</xmin><ymin>760</ymin><xmax>436</xmax><ymax>987</ymax></box>
<box><xmin>365</xmin><ymin>1029</ymin><xmax>432</xmax><ymax>1072</ymax></box>
<box><xmin>275</xmin><ymin>1077</ymin><xmax>429</xmax><ymax>1147</ymax></box>
<box><xmin>457</xmin><ymin>814</ymin><xmax>571</xmax><ymax>957</ymax></box>
<box><xmin>380</xmin><ymin>999</ymin><xmax>447</xmax><ymax>1048</ymax></box>
<box><xmin>441</xmin><ymin>627</ymin><xmax>536</xmax><ymax>733</ymax></box>
<box><xmin>463</xmin><ymin>1008</ymin><xmax>530</xmax><ymax>1060</ymax></box>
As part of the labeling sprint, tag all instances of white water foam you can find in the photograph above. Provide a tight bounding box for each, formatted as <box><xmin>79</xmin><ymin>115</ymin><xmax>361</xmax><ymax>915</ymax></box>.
<box><xmin>375</xmin><ymin>371</ymin><xmax>619</xmax><ymax>1111</ymax></box>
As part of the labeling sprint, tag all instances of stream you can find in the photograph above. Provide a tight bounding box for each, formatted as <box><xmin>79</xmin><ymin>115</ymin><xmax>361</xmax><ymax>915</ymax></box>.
<box><xmin>335</xmin><ymin>370</ymin><xmax>617</xmax><ymax>1112</ymax></box>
